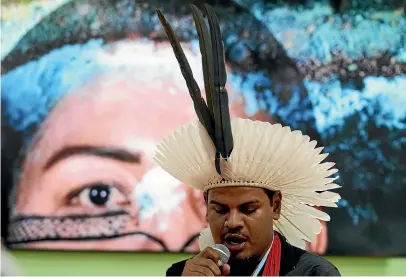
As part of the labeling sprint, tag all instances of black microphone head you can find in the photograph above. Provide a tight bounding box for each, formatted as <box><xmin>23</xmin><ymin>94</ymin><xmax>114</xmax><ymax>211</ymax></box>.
<box><xmin>213</xmin><ymin>244</ymin><xmax>230</xmax><ymax>264</ymax></box>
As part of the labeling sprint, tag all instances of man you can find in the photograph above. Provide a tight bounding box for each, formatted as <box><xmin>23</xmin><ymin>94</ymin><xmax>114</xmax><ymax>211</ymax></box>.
<box><xmin>155</xmin><ymin>4</ymin><xmax>341</xmax><ymax>276</ymax></box>
<box><xmin>167</xmin><ymin>188</ymin><xmax>339</xmax><ymax>276</ymax></box>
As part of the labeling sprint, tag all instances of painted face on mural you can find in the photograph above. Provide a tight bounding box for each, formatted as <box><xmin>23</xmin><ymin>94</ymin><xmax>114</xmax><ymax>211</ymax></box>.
<box><xmin>7</xmin><ymin>41</ymin><xmax>272</xmax><ymax>251</ymax></box>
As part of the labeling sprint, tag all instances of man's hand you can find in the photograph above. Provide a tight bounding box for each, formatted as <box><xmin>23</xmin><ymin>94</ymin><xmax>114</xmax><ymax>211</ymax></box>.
<box><xmin>182</xmin><ymin>247</ymin><xmax>231</xmax><ymax>276</ymax></box>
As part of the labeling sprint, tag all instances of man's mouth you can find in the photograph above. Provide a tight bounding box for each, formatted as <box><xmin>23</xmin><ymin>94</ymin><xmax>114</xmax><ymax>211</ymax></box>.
<box><xmin>223</xmin><ymin>234</ymin><xmax>248</xmax><ymax>252</ymax></box>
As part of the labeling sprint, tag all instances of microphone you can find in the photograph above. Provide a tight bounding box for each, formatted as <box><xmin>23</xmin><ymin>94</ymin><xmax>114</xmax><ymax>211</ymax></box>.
<box><xmin>213</xmin><ymin>244</ymin><xmax>230</xmax><ymax>265</ymax></box>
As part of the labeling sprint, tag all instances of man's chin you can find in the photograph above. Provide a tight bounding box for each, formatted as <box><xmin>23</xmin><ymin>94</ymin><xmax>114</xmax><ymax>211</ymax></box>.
<box><xmin>228</xmin><ymin>256</ymin><xmax>259</xmax><ymax>276</ymax></box>
<box><xmin>230</xmin><ymin>250</ymin><xmax>252</xmax><ymax>261</ymax></box>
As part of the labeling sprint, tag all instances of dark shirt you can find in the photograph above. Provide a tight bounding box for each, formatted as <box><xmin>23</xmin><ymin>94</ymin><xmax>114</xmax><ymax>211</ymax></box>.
<box><xmin>166</xmin><ymin>234</ymin><xmax>340</xmax><ymax>276</ymax></box>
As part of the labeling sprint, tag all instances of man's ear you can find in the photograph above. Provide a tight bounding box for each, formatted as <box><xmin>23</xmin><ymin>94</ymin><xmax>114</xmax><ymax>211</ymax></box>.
<box><xmin>272</xmin><ymin>191</ymin><xmax>282</xmax><ymax>220</ymax></box>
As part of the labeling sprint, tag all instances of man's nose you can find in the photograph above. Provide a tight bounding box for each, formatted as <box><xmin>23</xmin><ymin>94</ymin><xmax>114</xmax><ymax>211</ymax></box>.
<box><xmin>225</xmin><ymin>209</ymin><xmax>244</xmax><ymax>230</ymax></box>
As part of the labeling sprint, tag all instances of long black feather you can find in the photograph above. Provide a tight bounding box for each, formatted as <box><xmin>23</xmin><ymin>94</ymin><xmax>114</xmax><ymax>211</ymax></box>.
<box><xmin>156</xmin><ymin>5</ymin><xmax>234</xmax><ymax>175</ymax></box>
<box><xmin>156</xmin><ymin>10</ymin><xmax>214</xmax><ymax>142</ymax></box>
<box><xmin>204</xmin><ymin>4</ymin><xmax>234</xmax><ymax>170</ymax></box>
<box><xmin>190</xmin><ymin>5</ymin><xmax>215</xmax><ymax>119</ymax></box>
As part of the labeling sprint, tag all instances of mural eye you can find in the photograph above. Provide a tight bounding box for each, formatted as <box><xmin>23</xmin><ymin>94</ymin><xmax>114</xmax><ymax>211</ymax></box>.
<box><xmin>69</xmin><ymin>183</ymin><xmax>129</xmax><ymax>209</ymax></box>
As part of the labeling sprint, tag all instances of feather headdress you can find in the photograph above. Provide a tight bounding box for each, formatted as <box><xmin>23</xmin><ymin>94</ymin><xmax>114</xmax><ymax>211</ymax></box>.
<box><xmin>154</xmin><ymin>4</ymin><xmax>341</xmax><ymax>250</ymax></box>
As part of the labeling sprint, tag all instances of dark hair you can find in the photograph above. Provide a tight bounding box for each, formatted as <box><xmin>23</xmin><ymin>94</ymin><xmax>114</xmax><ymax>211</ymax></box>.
<box><xmin>204</xmin><ymin>188</ymin><xmax>276</xmax><ymax>206</ymax></box>
<box><xmin>264</xmin><ymin>189</ymin><xmax>276</xmax><ymax>206</ymax></box>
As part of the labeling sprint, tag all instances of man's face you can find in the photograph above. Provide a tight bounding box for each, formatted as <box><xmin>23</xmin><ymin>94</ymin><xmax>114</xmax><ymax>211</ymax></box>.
<box><xmin>207</xmin><ymin>187</ymin><xmax>281</xmax><ymax>260</ymax></box>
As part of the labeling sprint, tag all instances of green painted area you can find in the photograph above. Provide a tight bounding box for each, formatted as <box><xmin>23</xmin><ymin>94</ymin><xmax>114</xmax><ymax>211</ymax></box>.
<box><xmin>10</xmin><ymin>250</ymin><xmax>406</xmax><ymax>276</ymax></box>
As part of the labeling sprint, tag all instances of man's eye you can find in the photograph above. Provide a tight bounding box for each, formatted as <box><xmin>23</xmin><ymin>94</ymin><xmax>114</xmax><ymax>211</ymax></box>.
<box><xmin>242</xmin><ymin>207</ymin><xmax>258</xmax><ymax>214</ymax></box>
<box><xmin>69</xmin><ymin>183</ymin><xmax>129</xmax><ymax>208</ymax></box>
<box><xmin>214</xmin><ymin>208</ymin><xmax>227</xmax><ymax>214</ymax></box>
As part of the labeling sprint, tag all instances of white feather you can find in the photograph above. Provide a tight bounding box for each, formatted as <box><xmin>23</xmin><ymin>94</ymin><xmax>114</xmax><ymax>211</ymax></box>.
<box><xmin>198</xmin><ymin>227</ymin><xmax>215</xmax><ymax>251</ymax></box>
<box><xmin>154</xmin><ymin>118</ymin><xmax>341</xmax><ymax>249</ymax></box>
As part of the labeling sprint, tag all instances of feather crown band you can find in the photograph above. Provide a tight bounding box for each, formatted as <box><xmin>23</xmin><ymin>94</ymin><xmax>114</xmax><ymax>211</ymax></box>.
<box><xmin>154</xmin><ymin>5</ymin><xmax>341</xmax><ymax>249</ymax></box>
